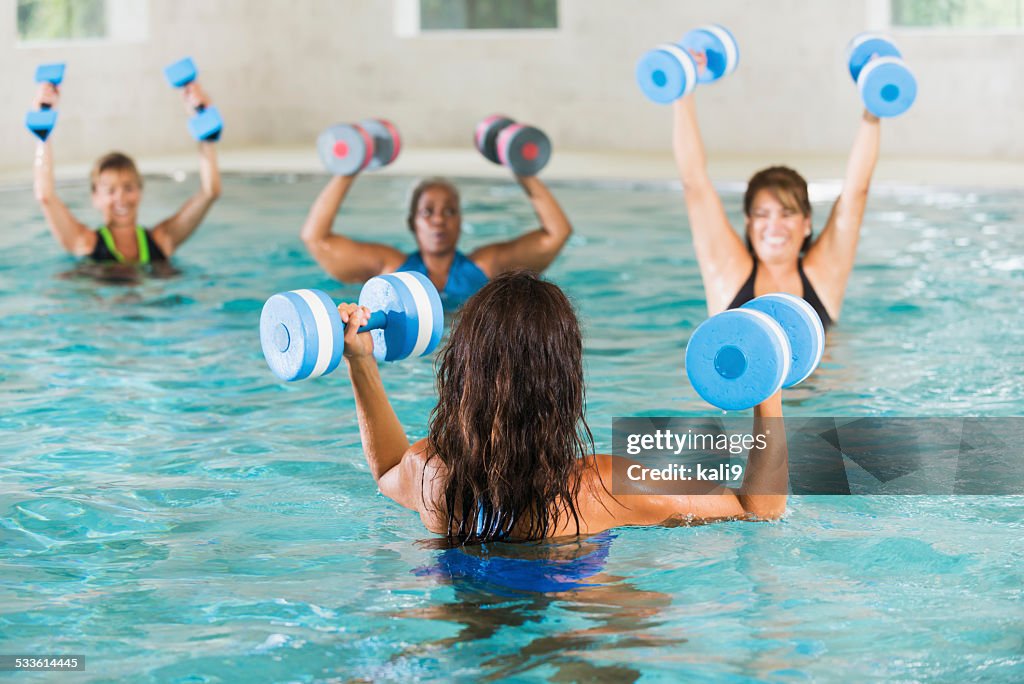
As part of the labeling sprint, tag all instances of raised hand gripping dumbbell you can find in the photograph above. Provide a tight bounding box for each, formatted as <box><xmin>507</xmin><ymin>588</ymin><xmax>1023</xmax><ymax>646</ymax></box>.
<box><xmin>261</xmin><ymin>271</ymin><xmax>443</xmax><ymax>381</ymax></box>
<box><xmin>163</xmin><ymin>57</ymin><xmax>224</xmax><ymax>141</ymax></box>
<box><xmin>25</xmin><ymin>63</ymin><xmax>65</xmax><ymax>141</ymax></box>
<box><xmin>846</xmin><ymin>33</ymin><xmax>917</xmax><ymax>118</ymax></box>
<box><xmin>316</xmin><ymin>119</ymin><xmax>401</xmax><ymax>176</ymax></box>
<box><xmin>474</xmin><ymin>115</ymin><xmax>551</xmax><ymax>176</ymax></box>
<box><xmin>685</xmin><ymin>294</ymin><xmax>824</xmax><ymax>410</ymax></box>
<box><xmin>636</xmin><ymin>24</ymin><xmax>739</xmax><ymax>103</ymax></box>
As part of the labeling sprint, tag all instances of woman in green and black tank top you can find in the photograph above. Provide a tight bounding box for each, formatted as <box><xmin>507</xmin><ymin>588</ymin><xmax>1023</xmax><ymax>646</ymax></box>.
<box><xmin>30</xmin><ymin>79</ymin><xmax>221</xmax><ymax>268</ymax></box>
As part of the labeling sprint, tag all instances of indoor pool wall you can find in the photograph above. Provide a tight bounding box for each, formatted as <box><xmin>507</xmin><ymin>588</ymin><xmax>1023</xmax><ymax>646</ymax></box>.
<box><xmin>1</xmin><ymin>174</ymin><xmax>1022</xmax><ymax>681</ymax></box>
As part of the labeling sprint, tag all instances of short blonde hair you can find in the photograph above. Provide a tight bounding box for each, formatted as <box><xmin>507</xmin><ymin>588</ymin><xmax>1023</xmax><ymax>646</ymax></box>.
<box><xmin>90</xmin><ymin>152</ymin><xmax>142</xmax><ymax>192</ymax></box>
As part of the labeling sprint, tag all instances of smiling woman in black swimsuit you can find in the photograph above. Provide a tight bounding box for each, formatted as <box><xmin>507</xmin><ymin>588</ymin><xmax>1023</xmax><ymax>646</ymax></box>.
<box><xmin>670</xmin><ymin>91</ymin><xmax>882</xmax><ymax>332</ymax></box>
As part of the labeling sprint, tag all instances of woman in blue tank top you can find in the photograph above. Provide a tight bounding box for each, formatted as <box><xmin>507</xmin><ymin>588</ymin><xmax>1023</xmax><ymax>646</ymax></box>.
<box><xmin>300</xmin><ymin>173</ymin><xmax>573</xmax><ymax>310</ymax></box>
<box><xmin>671</xmin><ymin>54</ymin><xmax>884</xmax><ymax>333</ymax></box>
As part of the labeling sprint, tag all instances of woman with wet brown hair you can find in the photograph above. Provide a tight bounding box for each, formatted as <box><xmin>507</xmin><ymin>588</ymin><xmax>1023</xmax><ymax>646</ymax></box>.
<box><xmin>337</xmin><ymin>271</ymin><xmax>789</xmax><ymax>545</ymax></box>
<box><xmin>672</xmin><ymin>79</ymin><xmax>883</xmax><ymax>331</ymax></box>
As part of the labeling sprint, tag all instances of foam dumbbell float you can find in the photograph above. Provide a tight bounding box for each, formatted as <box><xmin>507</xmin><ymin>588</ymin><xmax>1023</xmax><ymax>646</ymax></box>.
<box><xmin>685</xmin><ymin>293</ymin><xmax>824</xmax><ymax>410</ymax></box>
<box><xmin>846</xmin><ymin>33</ymin><xmax>917</xmax><ymax>118</ymax></box>
<box><xmin>25</xmin><ymin>63</ymin><xmax>65</xmax><ymax>142</ymax></box>
<box><xmin>316</xmin><ymin>119</ymin><xmax>401</xmax><ymax>176</ymax></box>
<box><xmin>163</xmin><ymin>57</ymin><xmax>224</xmax><ymax>141</ymax></box>
<box><xmin>474</xmin><ymin>115</ymin><xmax>551</xmax><ymax>176</ymax></box>
<box><xmin>260</xmin><ymin>271</ymin><xmax>443</xmax><ymax>381</ymax></box>
<box><xmin>636</xmin><ymin>24</ymin><xmax>739</xmax><ymax>104</ymax></box>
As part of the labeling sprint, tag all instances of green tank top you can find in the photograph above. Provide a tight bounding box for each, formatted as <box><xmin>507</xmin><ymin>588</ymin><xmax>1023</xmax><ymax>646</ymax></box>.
<box><xmin>96</xmin><ymin>226</ymin><xmax>152</xmax><ymax>265</ymax></box>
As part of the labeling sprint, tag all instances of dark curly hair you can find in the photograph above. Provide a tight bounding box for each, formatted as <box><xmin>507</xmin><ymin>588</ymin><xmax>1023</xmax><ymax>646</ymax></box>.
<box><xmin>406</xmin><ymin>177</ymin><xmax>460</xmax><ymax>232</ymax></box>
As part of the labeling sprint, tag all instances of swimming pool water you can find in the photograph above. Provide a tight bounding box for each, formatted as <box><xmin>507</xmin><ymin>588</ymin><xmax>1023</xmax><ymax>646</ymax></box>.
<box><xmin>1</xmin><ymin>174</ymin><xmax>1022</xmax><ymax>681</ymax></box>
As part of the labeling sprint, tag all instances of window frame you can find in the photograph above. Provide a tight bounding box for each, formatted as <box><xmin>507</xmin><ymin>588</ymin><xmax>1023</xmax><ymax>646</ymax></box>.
<box><xmin>870</xmin><ymin>0</ymin><xmax>1024</xmax><ymax>35</ymax></box>
<box><xmin>15</xmin><ymin>0</ymin><xmax>149</xmax><ymax>47</ymax></box>
<box><xmin>394</xmin><ymin>0</ymin><xmax>562</xmax><ymax>39</ymax></box>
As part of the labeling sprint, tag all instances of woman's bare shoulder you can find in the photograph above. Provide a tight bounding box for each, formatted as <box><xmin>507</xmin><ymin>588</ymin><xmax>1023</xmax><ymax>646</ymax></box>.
<box><xmin>405</xmin><ymin>439</ymin><xmax>448</xmax><ymax>533</ymax></box>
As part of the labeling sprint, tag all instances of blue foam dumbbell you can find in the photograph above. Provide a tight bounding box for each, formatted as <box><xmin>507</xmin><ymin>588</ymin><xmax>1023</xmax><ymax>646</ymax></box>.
<box><xmin>846</xmin><ymin>33</ymin><xmax>917</xmax><ymax>118</ymax></box>
<box><xmin>685</xmin><ymin>293</ymin><xmax>824</xmax><ymax>410</ymax></box>
<box><xmin>163</xmin><ymin>57</ymin><xmax>224</xmax><ymax>142</ymax></box>
<box><xmin>25</xmin><ymin>63</ymin><xmax>66</xmax><ymax>142</ymax></box>
<box><xmin>260</xmin><ymin>271</ymin><xmax>444</xmax><ymax>381</ymax></box>
<box><xmin>636</xmin><ymin>24</ymin><xmax>739</xmax><ymax>104</ymax></box>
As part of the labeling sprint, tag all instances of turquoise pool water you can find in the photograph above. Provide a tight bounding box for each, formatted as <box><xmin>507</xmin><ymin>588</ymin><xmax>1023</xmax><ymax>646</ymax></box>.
<box><xmin>1</xmin><ymin>174</ymin><xmax>1021</xmax><ymax>681</ymax></box>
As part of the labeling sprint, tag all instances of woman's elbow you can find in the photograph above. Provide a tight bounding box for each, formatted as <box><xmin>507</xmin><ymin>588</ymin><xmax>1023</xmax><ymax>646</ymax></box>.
<box><xmin>680</xmin><ymin>174</ymin><xmax>714</xmax><ymax>198</ymax></box>
<box><xmin>35</xmin><ymin>188</ymin><xmax>55</xmax><ymax>206</ymax></box>
<box><xmin>740</xmin><ymin>495</ymin><xmax>788</xmax><ymax>521</ymax></box>
<box><xmin>300</xmin><ymin>232</ymin><xmax>322</xmax><ymax>251</ymax></box>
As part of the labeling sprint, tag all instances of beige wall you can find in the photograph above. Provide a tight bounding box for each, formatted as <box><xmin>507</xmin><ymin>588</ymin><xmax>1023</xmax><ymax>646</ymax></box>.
<box><xmin>2</xmin><ymin>0</ymin><xmax>1022</xmax><ymax>170</ymax></box>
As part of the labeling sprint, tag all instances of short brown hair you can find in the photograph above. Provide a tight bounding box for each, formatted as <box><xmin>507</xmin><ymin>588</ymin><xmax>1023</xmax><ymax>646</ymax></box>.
<box><xmin>90</xmin><ymin>152</ymin><xmax>142</xmax><ymax>192</ymax></box>
<box><xmin>743</xmin><ymin>166</ymin><xmax>811</xmax><ymax>218</ymax></box>
<box><xmin>744</xmin><ymin>166</ymin><xmax>812</xmax><ymax>253</ymax></box>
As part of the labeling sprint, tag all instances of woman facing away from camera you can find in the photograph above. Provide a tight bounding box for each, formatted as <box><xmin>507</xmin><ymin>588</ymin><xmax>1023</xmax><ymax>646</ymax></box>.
<box><xmin>671</xmin><ymin>62</ymin><xmax>882</xmax><ymax>331</ymax></box>
<box><xmin>336</xmin><ymin>270</ymin><xmax>789</xmax><ymax>545</ymax></box>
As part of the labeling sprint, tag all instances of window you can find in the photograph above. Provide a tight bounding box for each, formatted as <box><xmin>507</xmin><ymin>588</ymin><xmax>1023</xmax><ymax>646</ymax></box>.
<box><xmin>891</xmin><ymin>0</ymin><xmax>1023</xmax><ymax>29</ymax></box>
<box><xmin>17</xmin><ymin>0</ymin><xmax>106</xmax><ymax>40</ymax></box>
<box><xmin>16</xmin><ymin>0</ymin><xmax>147</xmax><ymax>43</ymax></box>
<box><xmin>419</xmin><ymin>0</ymin><xmax>557</xmax><ymax>31</ymax></box>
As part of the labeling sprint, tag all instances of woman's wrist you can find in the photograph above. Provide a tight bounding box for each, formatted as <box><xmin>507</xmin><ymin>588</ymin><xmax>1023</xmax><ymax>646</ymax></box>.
<box><xmin>345</xmin><ymin>354</ymin><xmax>378</xmax><ymax>372</ymax></box>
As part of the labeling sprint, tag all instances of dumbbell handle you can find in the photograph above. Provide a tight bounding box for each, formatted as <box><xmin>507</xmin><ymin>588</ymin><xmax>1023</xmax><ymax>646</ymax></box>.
<box><xmin>181</xmin><ymin>81</ymin><xmax>207</xmax><ymax>114</ymax></box>
<box><xmin>167</xmin><ymin>62</ymin><xmax>207</xmax><ymax>113</ymax></box>
<box><xmin>355</xmin><ymin>310</ymin><xmax>388</xmax><ymax>335</ymax></box>
<box><xmin>269</xmin><ymin>307</ymin><xmax>387</xmax><ymax>355</ymax></box>
<box><xmin>38</xmin><ymin>82</ymin><xmax>59</xmax><ymax>111</ymax></box>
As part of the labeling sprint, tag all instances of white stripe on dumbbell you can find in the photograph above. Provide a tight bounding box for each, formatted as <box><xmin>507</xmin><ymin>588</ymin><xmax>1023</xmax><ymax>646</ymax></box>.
<box><xmin>847</xmin><ymin>31</ymin><xmax>891</xmax><ymax>53</ymax></box>
<box><xmin>655</xmin><ymin>42</ymin><xmax>697</xmax><ymax>97</ymax></box>
<box><xmin>738</xmin><ymin>308</ymin><xmax>792</xmax><ymax>397</ymax></box>
<box><xmin>767</xmin><ymin>293</ymin><xmax>825</xmax><ymax>385</ymax></box>
<box><xmin>857</xmin><ymin>56</ymin><xmax>908</xmax><ymax>97</ymax></box>
<box><xmin>700</xmin><ymin>24</ymin><xmax>738</xmax><ymax>75</ymax></box>
<box><xmin>294</xmin><ymin>289</ymin><xmax>335</xmax><ymax>378</ymax></box>
<box><xmin>390</xmin><ymin>271</ymin><xmax>434</xmax><ymax>358</ymax></box>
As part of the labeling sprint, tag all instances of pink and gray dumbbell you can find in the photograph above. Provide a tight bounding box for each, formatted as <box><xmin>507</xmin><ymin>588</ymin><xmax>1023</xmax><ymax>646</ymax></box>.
<box><xmin>317</xmin><ymin>118</ymin><xmax>401</xmax><ymax>176</ymax></box>
<box><xmin>474</xmin><ymin>115</ymin><xmax>551</xmax><ymax>176</ymax></box>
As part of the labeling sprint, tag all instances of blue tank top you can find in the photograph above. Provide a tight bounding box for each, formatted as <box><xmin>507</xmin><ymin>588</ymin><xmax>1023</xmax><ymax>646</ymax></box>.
<box><xmin>397</xmin><ymin>250</ymin><xmax>488</xmax><ymax>311</ymax></box>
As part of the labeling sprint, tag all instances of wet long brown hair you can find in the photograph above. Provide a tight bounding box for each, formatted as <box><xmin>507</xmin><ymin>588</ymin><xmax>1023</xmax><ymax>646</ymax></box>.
<box><xmin>427</xmin><ymin>271</ymin><xmax>594</xmax><ymax>545</ymax></box>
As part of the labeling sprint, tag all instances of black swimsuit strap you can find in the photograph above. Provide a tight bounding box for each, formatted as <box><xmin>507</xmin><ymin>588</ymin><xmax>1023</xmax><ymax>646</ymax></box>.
<box><xmin>725</xmin><ymin>258</ymin><xmax>833</xmax><ymax>331</ymax></box>
<box><xmin>797</xmin><ymin>260</ymin><xmax>833</xmax><ymax>330</ymax></box>
<box><xmin>726</xmin><ymin>259</ymin><xmax>758</xmax><ymax>310</ymax></box>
